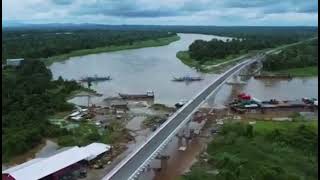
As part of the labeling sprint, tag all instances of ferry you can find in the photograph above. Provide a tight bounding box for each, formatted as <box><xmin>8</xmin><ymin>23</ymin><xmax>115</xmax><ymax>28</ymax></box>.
<box><xmin>80</xmin><ymin>75</ymin><xmax>111</xmax><ymax>82</ymax></box>
<box><xmin>172</xmin><ymin>76</ymin><xmax>203</xmax><ymax>82</ymax></box>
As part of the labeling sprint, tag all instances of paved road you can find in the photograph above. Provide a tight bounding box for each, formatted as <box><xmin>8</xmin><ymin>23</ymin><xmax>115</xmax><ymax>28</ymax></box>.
<box><xmin>103</xmin><ymin>57</ymin><xmax>259</xmax><ymax>180</ymax></box>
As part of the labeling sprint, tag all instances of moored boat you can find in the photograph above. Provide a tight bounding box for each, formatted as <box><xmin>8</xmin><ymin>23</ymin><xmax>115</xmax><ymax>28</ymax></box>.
<box><xmin>80</xmin><ymin>75</ymin><xmax>111</xmax><ymax>82</ymax></box>
<box><xmin>119</xmin><ymin>91</ymin><xmax>154</xmax><ymax>99</ymax></box>
<box><xmin>172</xmin><ymin>76</ymin><xmax>203</xmax><ymax>82</ymax></box>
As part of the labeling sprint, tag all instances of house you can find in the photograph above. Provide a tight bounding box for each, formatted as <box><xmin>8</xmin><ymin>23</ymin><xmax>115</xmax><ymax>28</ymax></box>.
<box><xmin>6</xmin><ymin>58</ymin><xmax>24</xmax><ymax>67</ymax></box>
<box><xmin>2</xmin><ymin>143</ymin><xmax>111</xmax><ymax>180</ymax></box>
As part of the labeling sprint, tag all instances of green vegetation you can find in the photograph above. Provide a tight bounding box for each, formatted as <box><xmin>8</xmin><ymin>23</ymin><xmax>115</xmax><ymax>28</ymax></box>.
<box><xmin>183</xmin><ymin>121</ymin><xmax>318</xmax><ymax>180</ymax></box>
<box><xmin>263</xmin><ymin>39</ymin><xmax>318</xmax><ymax>76</ymax></box>
<box><xmin>175</xmin><ymin>26</ymin><xmax>317</xmax><ymax>72</ymax></box>
<box><xmin>2</xmin><ymin>60</ymin><xmax>83</xmax><ymax>162</ymax></box>
<box><xmin>176</xmin><ymin>50</ymin><xmax>250</xmax><ymax>72</ymax></box>
<box><xmin>176</xmin><ymin>51</ymin><xmax>201</xmax><ymax>68</ymax></box>
<box><xmin>2</xmin><ymin>29</ymin><xmax>178</xmax><ymax>64</ymax></box>
<box><xmin>150</xmin><ymin>103</ymin><xmax>175</xmax><ymax>112</ymax></box>
<box><xmin>44</xmin><ymin>35</ymin><xmax>180</xmax><ymax>65</ymax></box>
<box><xmin>142</xmin><ymin>116</ymin><xmax>164</xmax><ymax>128</ymax></box>
<box><xmin>268</xmin><ymin>66</ymin><xmax>318</xmax><ymax>77</ymax></box>
<box><xmin>56</xmin><ymin>121</ymin><xmax>131</xmax><ymax>147</ymax></box>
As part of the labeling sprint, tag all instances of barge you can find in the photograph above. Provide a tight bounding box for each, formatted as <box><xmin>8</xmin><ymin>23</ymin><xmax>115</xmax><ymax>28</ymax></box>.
<box><xmin>119</xmin><ymin>91</ymin><xmax>154</xmax><ymax>99</ymax></box>
<box><xmin>172</xmin><ymin>76</ymin><xmax>203</xmax><ymax>82</ymax></box>
<box><xmin>253</xmin><ymin>74</ymin><xmax>292</xmax><ymax>79</ymax></box>
<box><xmin>230</xmin><ymin>93</ymin><xmax>317</xmax><ymax>113</ymax></box>
<box><xmin>80</xmin><ymin>75</ymin><xmax>111</xmax><ymax>82</ymax></box>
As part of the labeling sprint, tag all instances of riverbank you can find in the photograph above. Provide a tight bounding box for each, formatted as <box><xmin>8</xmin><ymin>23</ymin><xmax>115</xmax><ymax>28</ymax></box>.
<box><xmin>262</xmin><ymin>66</ymin><xmax>318</xmax><ymax>77</ymax></box>
<box><xmin>176</xmin><ymin>50</ymin><xmax>250</xmax><ymax>73</ymax></box>
<box><xmin>43</xmin><ymin>35</ymin><xmax>180</xmax><ymax>65</ymax></box>
<box><xmin>182</xmin><ymin>119</ymin><xmax>318</xmax><ymax>180</ymax></box>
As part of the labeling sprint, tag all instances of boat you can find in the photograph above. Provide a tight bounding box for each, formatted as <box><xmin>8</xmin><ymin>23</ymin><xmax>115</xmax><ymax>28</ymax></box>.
<box><xmin>253</xmin><ymin>74</ymin><xmax>292</xmax><ymax>79</ymax></box>
<box><xmin>119</xmin><ymin>91</ymin><xmax>154</xmax><ymax>99</ymax></box>
<box><xmin>80</xmin><ymin>75</ymin><xmax>111</xmax><ymax>82</ymax></box>
<box><xmin>175</xmin><ymin>100</ymin><xmax>187</xmax><ymax>108</ymax></box>
<box><xmin>172</xmin><ymin>76</ymin><xmax>203</xmax><ymax>82</ymax></box>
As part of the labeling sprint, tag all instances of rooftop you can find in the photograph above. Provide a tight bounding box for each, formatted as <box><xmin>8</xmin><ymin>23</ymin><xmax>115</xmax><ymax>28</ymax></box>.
<box><xmin>2</xmin><ymin>143</ymin><xmax>111</xmax><ymax>180</ymax></box>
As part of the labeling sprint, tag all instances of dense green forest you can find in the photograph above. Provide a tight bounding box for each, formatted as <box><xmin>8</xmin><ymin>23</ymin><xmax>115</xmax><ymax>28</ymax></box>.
<box><xmin>182</xmin><ymin>121</ymin><xmax>318</xmax><ymax>180</ymax></box>
<box><xmin>2</xmin><ymin>60</ymin><xmax>82</xmax><ymax>161</ymax></box>
<box><xmin>263</xmin><ymin>38</ymin><xmax>318</xmax><ymax>71</ymax></box>
<box><xmin>187</xmin><ymin>34</ymin><xmax>316</xmax><ymax>65</ymax></box>
<box><xmin>2</xmin><ymin>29</ymin><xmax>175</xmax><ymax>62</ymax></box>
<box><xmin>5</xmin><ymin>25</ymin><xmax>317</xmax><ymax>38</ymax></box>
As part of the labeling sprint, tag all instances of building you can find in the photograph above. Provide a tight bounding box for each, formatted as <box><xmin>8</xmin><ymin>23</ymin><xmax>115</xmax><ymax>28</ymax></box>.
<box><xmin>2</xmin><ymin>143</ymin><xmax>111</xmax><ymax>180</ymax></box>
<box><xmin>6</xmin><ymin>58</ymin><xmax>24</xmax><ymax>67</ymax></box>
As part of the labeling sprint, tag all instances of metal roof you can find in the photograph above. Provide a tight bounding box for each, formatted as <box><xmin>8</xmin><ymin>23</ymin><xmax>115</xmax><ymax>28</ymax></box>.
<box><xmin>2</xmin><ymin>143</ymin><xmax>111</xmax><ymax>180</ymax></box>
<box><xmin>3</xmin><ymin>147</ymin><xmax>85</xmax><ymax>180</ymax></box>
<box><xmin>80</xmin><ymin>143</ymin><xmax>111</xmax><ymax>161</ymax></box>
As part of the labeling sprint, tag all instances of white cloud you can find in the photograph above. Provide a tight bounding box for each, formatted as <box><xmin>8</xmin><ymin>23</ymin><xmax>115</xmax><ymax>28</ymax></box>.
<box><xmin>2</xmin><ymin>0</ymin><xmax>318</xmax><ymax>26</ymax></box>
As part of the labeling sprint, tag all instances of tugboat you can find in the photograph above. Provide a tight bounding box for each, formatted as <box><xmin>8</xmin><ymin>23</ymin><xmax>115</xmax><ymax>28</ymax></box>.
<box><xmin>80</xmin><ymin>75</ymin><xmax>111</xmax><ymax>82</ymax></box>
<box><xmin>172</xmin><ymin>76</ymin><xmax>203</xmax><ymax>82</ymax></box>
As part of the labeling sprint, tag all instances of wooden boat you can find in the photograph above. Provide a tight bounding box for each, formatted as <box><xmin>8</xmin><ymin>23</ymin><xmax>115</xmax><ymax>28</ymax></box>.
<box><xmin>253</xmin><ymin>74</ymin><xmax>292</xmax><ymax>79</ymax></box>
<box><xmin>119</xmin><ymin>91</ymin><xmax>154</xmax><ymax>99</ymax></box>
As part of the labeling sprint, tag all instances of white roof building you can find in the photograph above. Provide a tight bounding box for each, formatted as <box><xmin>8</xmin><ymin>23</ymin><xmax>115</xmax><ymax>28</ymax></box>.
<box><xmin>2</xmin><ymin>143</ymin><xmax>111</xmax><ymax>180</ymax></box>
<box><xmin>6</xmin><ymin>58</ymin><xmax>24</xmax><ymax>66</ymax></box>
<box><xmin>80</xmin><ymin>143</ymin><xmax>111</xmax><ymax>161</ymax></box>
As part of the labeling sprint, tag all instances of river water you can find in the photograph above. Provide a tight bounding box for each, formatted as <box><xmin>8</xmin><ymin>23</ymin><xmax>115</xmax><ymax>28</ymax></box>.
<box><xmin>50</xmin><ymin>33</ymin><xmax>231</xmax><ymax>106</ymax></box>
<box><xmin>49</xmin><ymin>33</ymin><xmax>318</xmax><ymax>180</ymax></box>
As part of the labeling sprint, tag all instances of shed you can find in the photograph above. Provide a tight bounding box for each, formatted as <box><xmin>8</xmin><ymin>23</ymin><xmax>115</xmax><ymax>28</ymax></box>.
<box><xmin>6</xmin><ymin>58</ymin><xmax>24</xmax><ymax>67</ymax></box>
<box><xmin>2</xmin><ymin>147</ymin><xmax>87</xmax><ymax>180</ymax></box>
<box><xmin>2</xmin><ymin>143</ymin><xmax>111</xmax><ymax>180</ymax></box>
<box><xmin>80</xmin><ymin>143</ymin><xmax>111</xmax><ymax>161</ymax></box>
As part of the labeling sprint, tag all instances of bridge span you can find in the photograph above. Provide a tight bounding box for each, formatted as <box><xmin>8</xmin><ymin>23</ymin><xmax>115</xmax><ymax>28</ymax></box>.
<box><xmin>103</xmin><ymin>56</ymin><xmax>261</xmax><ymax>180</ymax></box>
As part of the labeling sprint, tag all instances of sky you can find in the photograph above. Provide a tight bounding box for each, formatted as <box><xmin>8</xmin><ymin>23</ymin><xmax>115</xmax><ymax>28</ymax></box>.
<box><xmin>2</xmin><ymin>0</ymin><xmax>318</xmax><ymax>26</ymax></box>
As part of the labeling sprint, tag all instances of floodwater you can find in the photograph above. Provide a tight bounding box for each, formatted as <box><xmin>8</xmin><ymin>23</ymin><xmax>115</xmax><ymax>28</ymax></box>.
<box><xmin>49</xmin><ymin>33</ymin><xmax>231</xmax><ymax>106</ymax></box>
<box><xmin>49</xmin><ymin>33</ymin><xmax>318</xmax><ymax>180</ymax></box>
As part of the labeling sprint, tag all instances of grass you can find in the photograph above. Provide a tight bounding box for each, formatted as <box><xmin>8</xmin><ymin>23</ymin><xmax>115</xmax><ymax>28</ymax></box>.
<box><xmin>150</xmin><ymin>103</ymin><xmax>175</xmax><ymax>112</ymax></box>
<box><xmin>142</xmin><ymin>115</ymin><xmax>164</xmax><ymax>128</ymax></box>
<box><xmin>182</xmin><ymin>120</ymin><xmax>318</xmax><ymax>180</ymax></box>
<box><xmin>268</xmin><ymin>66</ymin><xmax>318</xmax><ymax>77</ymax></box>
<box><xmin>43</xmin><ymin>35</ymin><xmax>180</xmax><ymax>65</ymax></box>
<box><xmin>176</xmin><ymin>51</ymin><xmax>251</xmax><ymax>73</ymax></box>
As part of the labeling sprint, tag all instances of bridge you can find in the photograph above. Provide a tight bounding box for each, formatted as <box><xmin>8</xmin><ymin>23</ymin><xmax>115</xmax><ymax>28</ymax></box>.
<box><xmin>103</xmin><ymin>55</ymin><xmax>262</xmax><ymax>180</ymax></box>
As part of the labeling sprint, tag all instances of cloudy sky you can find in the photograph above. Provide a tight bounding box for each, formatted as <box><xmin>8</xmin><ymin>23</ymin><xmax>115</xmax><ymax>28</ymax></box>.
<box><xmin>2</xmin><ymin>0</ymin><xmax>318</xmax><ymax>26</ymax></box>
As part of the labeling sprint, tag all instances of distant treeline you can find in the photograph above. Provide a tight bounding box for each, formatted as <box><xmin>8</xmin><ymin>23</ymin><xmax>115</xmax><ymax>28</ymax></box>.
<box><xmin>186</xmin><ymin>27</ymin><xmax>317</xmax><ymax>64</ymax></box>
<box><xmin>2</xmin><ymin>60</ymin><xmax>79</xmax><ymax>161</ymax></box>
<box><xmin>3</xmin><ymin>24</ymin><xmax>318</xmax><ymax>38</ymax></box>
<box><xmin>263</xmin><ymin>38</ymin><xmax>318</xmax><ymax>71</ymax></box>
<box><xmin>2</xmin><ymin>29</ymin><xmax>174</xmax><ymax>61</ymax></box>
